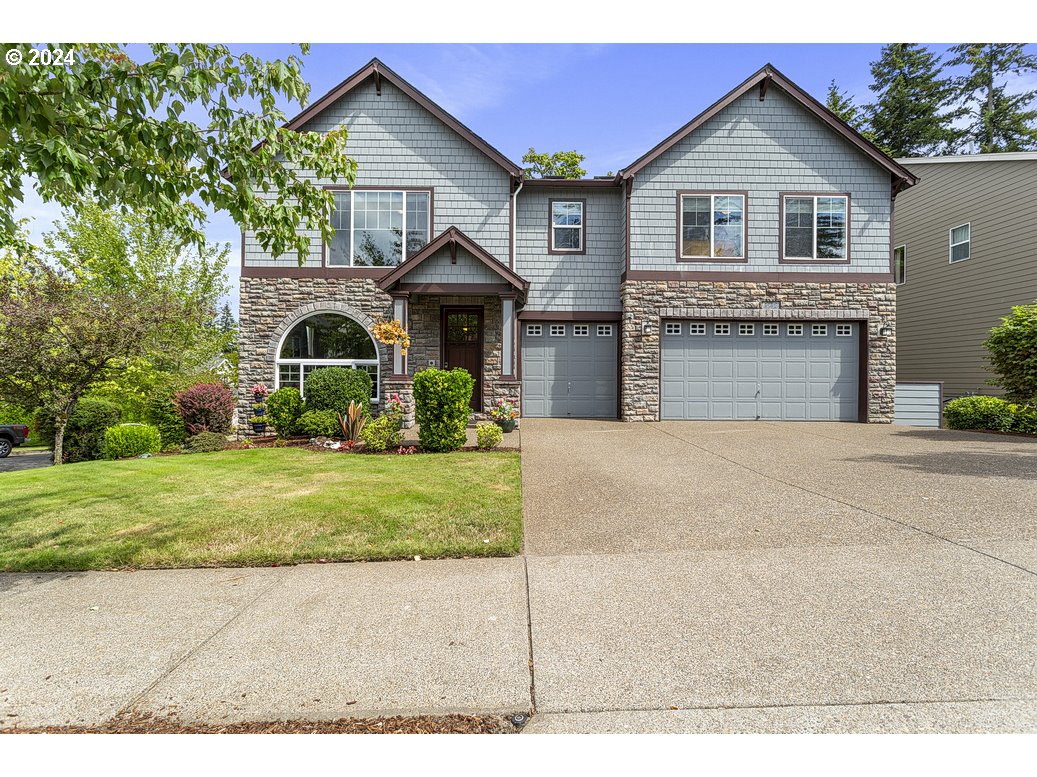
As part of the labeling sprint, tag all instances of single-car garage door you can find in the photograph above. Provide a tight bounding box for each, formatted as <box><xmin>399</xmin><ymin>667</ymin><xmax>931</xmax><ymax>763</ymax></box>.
<box><xmin>661</xmin><ymin>320</ymin><xmax>860</xmax><ymax>421</ymax></box>
<box><xmin>522</xmin><ymin>321</ymin><xmax>618</xmax><ymax>418</ymax></box>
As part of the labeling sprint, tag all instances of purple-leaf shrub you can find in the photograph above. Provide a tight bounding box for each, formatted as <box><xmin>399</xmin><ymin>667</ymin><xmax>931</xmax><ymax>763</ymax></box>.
<box><xmin>174</xmin><ymin>382</ymin><xmax>236</xmax><ymax>435</ymax></box>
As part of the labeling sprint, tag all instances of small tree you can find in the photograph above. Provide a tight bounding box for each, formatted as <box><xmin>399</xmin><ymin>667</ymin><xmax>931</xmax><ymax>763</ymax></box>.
<box><xmin>984</xmin><ymin>302</ymin><xmax>1037</xmax><ymax>403</ymax></box>
<box><xmin>174</xmin><ymin>383</ymin><xmax>237</xmax><ymax>435</ymax></box>
<box><xmin>522</xmin><ymin>148</ymin><xmax>587</xmax><ymax>179</ymax></box>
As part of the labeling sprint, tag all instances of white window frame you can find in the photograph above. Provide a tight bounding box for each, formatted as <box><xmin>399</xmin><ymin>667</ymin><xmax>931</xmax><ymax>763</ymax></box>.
<box><xmin>573</xmin><ymin>324</ymin><xmax>590</xmax><ymax>336</ymax></box>
<box><xmin>596</xmin><ymin>324</ymin><xmax>613</xmax><ymax>336</ymax></box>
<box><xmin>526</xmin><ymin>324</ymin><xmax>542</xmax><ymax>336</ymax></box>
<box><xmin>679</xmin><ymin>193</ymin><xmax>746</xmax><ymax>260</ymax></box>
<box><xmin>787</xmin><ymin>324</ymin><xmax>804</xmax><ymax>336</ymax></box>
<box><xmin>665</xmin><ymin>322</ymin><xmax>682</xmax><ymax>335</ymax></box>
<box><xmin>714</xmin><ymin>323</ymin><xmax>731</xmax><ymax>335</ymax></box>
<box><xmin>836</xmin><ymin>324</ymin><xmax>853</xmax><ymax>337</ymax></box>
<box><xmin>689</xmin><ymin>323</ymin><xmax>706</xmax><ymax>336</ymax></box>
<box><xmin>949</xmin><ymin>223</ymin><xmax>971</xmax><ymax>263</ymax></box>
<box><xmin>811</xmin><ymin>324</ymin><xmax>828</xmax><ymax>337</ymax></box>
<box><xmin>782</xmin><ymin>194</ymin><xmax>849</xmax><ymax>261</ymax></box>
<box><xmin>894</xmin><ymin>244</ymin><xmax>906</xmax><ymax>285</ymax></box>
<box><xmin>550</xmin><ymin>324</ymin><xmax>566</xmax><ymax>337</ymax></box>
<box><xmin>738</xmin><ymin>323</ymin><xmax>755</xmax><ymax>336</ymax></box>
<box><xmin>327</xmin><ymin>189</ymin><xmax>431</xmax><ymax>268</ymax></box>
<box><xmin>550</xmin><ymin>200</ymin><xmax>584</xmax><ymax>253</ymax></box>
<box><xmin>274</xmin><ymin>313</ymin><xmax>381</xmax><ymax>403</ymax></box>
<box><xmin>763</xmin><ymin>323</ymin><xmax>779</xmax><ymax>336</ymax></box>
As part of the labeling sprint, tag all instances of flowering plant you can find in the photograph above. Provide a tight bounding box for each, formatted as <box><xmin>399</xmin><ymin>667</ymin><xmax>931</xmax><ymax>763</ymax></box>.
<box><xmin>372</xmin><ymin>318</ymin><xmax>411</xmax><ymax>355</ymax></box>
<box><xmin>488</xmin><ymin>398</ymin><xmax>519</xmax><ymax>421</ymax></box>
<box><xmin>250</xmin><ymin>383</ymin><xmax>270</xmax><ymax>398</ymax></box>
<box><xmin>395</xmin><ymin>445</ymin><xmax>418</xmax><ymax>455</ymax></box>
<box><xmin>385</xmin><ymin>392</ymin><xmax>405</xmax><ymax>417</ymax></box>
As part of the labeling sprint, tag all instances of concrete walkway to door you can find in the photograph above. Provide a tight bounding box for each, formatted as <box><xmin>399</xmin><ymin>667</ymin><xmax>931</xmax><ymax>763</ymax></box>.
<box><xmin>519</xmin><ymin>419</ymin><xmax>1037</xmax><ymax>732</ymax></box>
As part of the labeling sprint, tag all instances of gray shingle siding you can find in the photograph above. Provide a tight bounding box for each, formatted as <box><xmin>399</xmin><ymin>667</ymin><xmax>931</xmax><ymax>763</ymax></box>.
<box><xmin>630</xmin><ymin>86</ymin><xmax>892</xmax><ymax>274</ymax></box>
<box><xmin>403</xmin><ymin>245</ymin><xmax>505</xmax><ymax>285</ymax></box>
<box><xmin>515</xmin><ymin>186</ymin><xmax>624</xmax><ymax>312</ymax></box>
<box><xmin>244</xmin><ymin>77</ymin><xmax>512</xmax><ymax>268</ymax></box>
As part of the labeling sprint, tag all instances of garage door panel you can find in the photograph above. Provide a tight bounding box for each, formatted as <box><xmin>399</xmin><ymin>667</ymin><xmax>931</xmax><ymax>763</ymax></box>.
<box><xmin>522</xmin><ymin>321</ymin><xmax>618</xmax><ymax>418</ymax></box>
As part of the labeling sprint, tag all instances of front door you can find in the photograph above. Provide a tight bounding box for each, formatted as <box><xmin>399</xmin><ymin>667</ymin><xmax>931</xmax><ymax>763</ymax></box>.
<box><xmin>442</xmin><ymin>307</ymin><xmax>483</xmax><ymax>411</ymax></box>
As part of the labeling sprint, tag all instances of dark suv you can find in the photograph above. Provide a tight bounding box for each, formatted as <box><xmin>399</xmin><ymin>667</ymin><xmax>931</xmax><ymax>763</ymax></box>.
<box><xmin>0</xmin><ymin>424</ymin><xmax>30</xmax><ymax>458</ymax></box>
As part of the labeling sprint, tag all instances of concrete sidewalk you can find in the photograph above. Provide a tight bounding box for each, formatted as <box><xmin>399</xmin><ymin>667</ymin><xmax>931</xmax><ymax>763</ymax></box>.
<box><xmin>0</xmin><ymin>559</ymin><xmax>532</xmax><ymax>728</ymax></box>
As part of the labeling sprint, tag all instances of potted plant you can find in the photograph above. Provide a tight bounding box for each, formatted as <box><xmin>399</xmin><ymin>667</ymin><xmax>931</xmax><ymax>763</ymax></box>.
<box><xmin>250</xmin><ymin>383</ymin><xmax>270</xmax><ymax>403</ymax></box>
<box><xmin>372</xmin><ymin>319</ymin><xmax>411</xmax><ymax>354</ymax></box>
<box><xmin>488</xmin><ymin>398</ymin><xmax>519</xmax><ymax>433</ymax></box>
<box><xmin>251</xmin><ymin>419</ymin><xmax>268</xmax><ymax>435</ymax></box>
<box><xmin>252</xmin><ymin>401</ymin><xmax>267</xmax><ymax>417</ymax></box>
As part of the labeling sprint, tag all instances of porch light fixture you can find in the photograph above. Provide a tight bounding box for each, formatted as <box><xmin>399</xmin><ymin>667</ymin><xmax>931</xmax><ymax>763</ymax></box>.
<box><xmin>641</xmin><ymin>321</ymin><xmax>652</xmax><ymax>335</ymax></box>
<box><xmin>879</xmin><ymin>324</ymin><xmax>893</xmax><ymax>337</ymax></box>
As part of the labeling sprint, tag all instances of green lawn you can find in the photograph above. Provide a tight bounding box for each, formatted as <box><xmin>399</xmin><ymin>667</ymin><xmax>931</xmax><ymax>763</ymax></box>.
<box><xmin>0</xmin><ymin>448</ymin><xmax>522</xmax><ymax>572</ymax></box>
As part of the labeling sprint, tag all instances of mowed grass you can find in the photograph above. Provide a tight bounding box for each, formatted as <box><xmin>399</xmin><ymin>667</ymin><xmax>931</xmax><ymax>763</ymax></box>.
<box><xmin>0</xmin><ymin>448</ymin><xmax>522</xmax><ymax>572</ymax></box>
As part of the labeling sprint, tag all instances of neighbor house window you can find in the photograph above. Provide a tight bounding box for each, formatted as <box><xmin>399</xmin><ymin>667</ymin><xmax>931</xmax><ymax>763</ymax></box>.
<box><xmin>327</xmin><ymin>190</ymin><xmax>431</xmax><ymax>267</ymax></box>
<box><xmin>276</xmin><ymin>312</ymin><xmax>379</xmax><ymax>400</ymax></box>
<box><xmin>949</xmin><ymin>224</ymin><xmax>970</xmax><ymax>263</ymax></box>
<box><xmin>782</xmin><ymin>195</ymin><xmax>848</xmax><ymax>260</ymax></box>
<box><xmin>894</xmin><ymin>245</ymin><xmax>906</xmax><ymax>284</ymax></box>
<box><xmin>549</xmin><ymin>200</ymin><xmax>585</xmax><ymax>253</ymax></box>
<box><xmin>679</xmin><ymin>193</ymin><xmax>745</xmax><ymax>259</ymax></box>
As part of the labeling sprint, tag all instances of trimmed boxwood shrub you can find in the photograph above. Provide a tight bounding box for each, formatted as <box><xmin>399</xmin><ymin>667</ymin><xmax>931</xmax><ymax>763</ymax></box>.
<box><xmin>413</xmin><ymin>368</ymin><xmax>474</xmax><ymax>452</ymax></box>
<box><xmin>944</xmin><ymin>395</ymin><xmax>1014</xmax><ymax>431</ymax></box>
<box><xmin>36</xmin><ymin>398</ymin><xmax>123</xmax><ymax>462</ymax></box>
<box><xmin>304</xmin><ymin>367</ymin><xmax>372</xmax><ymax>417</ymax></box>
<box><xmin>476</xmin><ymin>422</ymin><xmax>503</xmax><ymax>450</ymax></box>
<box><xmin>360</xmin><ymin>413</ymin><xmax>403</xmax><ymax>452</ymax></box>
<box><xmin>984</xmin><ymin>302</ymin><xmax>1037</xmax><ymax>403</ymax></box>
<box><xmin>182</xmin><ymin>431</ymin><xmax>228</xmax><ymax>454</ymax></box>
<box><xmin>101</xmin><ymin>423</ymin><xmax>162</xmax><ymax>459</ymax></box>
<box><xmin>145</xmin><ymin>392</ymin><xmax>187</xmax><ymax>450</ymax></box>
<box><xmin>297</xmin><ymin>409</ymin><xmax>341</xmax><ymax>438</ymax></box>
<box><xmin>267</xmin><ymin>387</ymin><xmax>304</xmax><ymax>438</ymax></box>
<box><xmin>174</xmin><ymin>382</ymin><xmax>236</xmax><ymax>435</ymax></box>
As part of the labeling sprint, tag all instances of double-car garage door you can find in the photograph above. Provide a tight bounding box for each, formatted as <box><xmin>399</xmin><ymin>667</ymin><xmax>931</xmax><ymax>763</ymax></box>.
<box><xmin>660</xmin><ymin>320</ymin><xmax>860</xmax><ymax>421</ymax></box>
<box><xmin>522</xmin><ymin>321</ymin><xmax>618</xmax><ymax>418</ymax></box>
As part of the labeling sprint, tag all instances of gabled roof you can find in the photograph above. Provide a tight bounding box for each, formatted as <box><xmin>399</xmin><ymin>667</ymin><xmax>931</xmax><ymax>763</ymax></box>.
<box><xmin>619</xmin><ymin>64</ymin><xmax>918</xmax><ymax>194</ymax></box>
<box><xmin>283</xmin><ymin>58</ymin><xmax>522</xmax><ymax>177</ymax></box>
<box><xmin>376</xmin><ymin>227</ymin><xmax>529</xmax><ymax>293</ymax></box>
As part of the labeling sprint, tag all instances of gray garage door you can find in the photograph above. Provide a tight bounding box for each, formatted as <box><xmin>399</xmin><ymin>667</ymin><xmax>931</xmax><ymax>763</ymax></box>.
<box><xmin>522</xmin><ymin>321</ymin><xmax>618</xmax><ymax>418</ymax></box>
<box><xmin>661</xmin><ymin>320</ymin><xmax>860</xmax><ymax>421</ymax></box>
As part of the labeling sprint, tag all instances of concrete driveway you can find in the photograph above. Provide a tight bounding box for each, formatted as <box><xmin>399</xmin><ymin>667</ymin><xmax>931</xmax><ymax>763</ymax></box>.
<box><xmin>520</xmin><ymin>420</ymin><xmax>1037</xmax><ymax>733</ymax></box>
<box><xmin>0</xmin><ymin>450</ymin><xmax>52</xmax><ymax>473</ymax></box>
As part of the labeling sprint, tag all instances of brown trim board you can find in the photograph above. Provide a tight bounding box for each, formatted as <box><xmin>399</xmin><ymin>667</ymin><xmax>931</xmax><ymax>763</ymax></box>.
<box><xmin>621</xmin><ymin>270</ymin><xmax>895</xmax><ymax>284</ymax></box>
<box><xmin>517</xmin><ymin>311</ymin><xmax>623</xmax><ymax>321</ymax></box>
<box><xmin>241</xmin><ymin>266</ymin><xmax>387</xmax><ymax>279</ymax></box>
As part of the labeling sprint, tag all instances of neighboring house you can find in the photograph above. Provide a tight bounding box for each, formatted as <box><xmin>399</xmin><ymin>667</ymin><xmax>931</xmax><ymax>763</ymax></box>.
<box><xmin>238</xmin><ymin>59</ymin><xmax>915</xmax><ymax>427</ymax></box>
<box><xmin>893</xmin><ymin>152</ymin><xmax>1037</xmax><ymax>400</ymax></box>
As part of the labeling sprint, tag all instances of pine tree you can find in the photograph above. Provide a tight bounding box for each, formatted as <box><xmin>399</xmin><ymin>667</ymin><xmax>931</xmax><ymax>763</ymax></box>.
<box><xmin>825</xmin><ymin>80</ymin><xmax>864</xmax><ymax>129</ymax></box>
<box><xmin>217</xmin><ymin>302</ymin><xmax>236</xmax><ymax>334</ymax></box>
<box><xmin>866</xmin><ymin>43</ymin><xmax>963</xmax><ymax>157</ymax></box>
<box><xmin>947</xmin><ymin>44</ymin><xmax>1037</xmax><ymax>152</ymax></box>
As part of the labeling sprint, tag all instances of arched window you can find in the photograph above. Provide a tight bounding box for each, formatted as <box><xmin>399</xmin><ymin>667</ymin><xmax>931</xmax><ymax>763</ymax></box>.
<box><xmin>276</xmin><ymin>313</ymin><xmax>380</xmax><ymax>400</ymax></box>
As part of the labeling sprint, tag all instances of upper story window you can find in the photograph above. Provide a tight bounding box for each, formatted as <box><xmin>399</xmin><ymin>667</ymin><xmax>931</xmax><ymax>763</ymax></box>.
<box><xmin>679</xmin><ymin>193</ymin><xmax>745</xmax><ymax>260</ymax></box>
<box><xmin>327</xmin><ymin>190</ymin><xmax>431</xmax><ymax>267</ymax></box>
<box><xmin>549</xmin><ymin>200</ymin><xmax>585</xmax><ymax>254</ymax></box>
<box><xmin>782</xmin><ymin>194</ymin><xmax>848</xmax><ymax>261</ymax></box>
<box><xmin>949</xmin><ymin>223</ymin><xmax>970</xmax><ymax>263</ymax></box>
<box><xmin>894</xmin><ymin>245</ymin><xmax>906</xmax><ymax>284</ymax></box>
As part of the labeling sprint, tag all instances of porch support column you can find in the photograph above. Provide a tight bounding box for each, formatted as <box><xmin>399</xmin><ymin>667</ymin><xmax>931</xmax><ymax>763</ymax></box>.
<box><xmin>501</xmin><ymin>293</ymin><xmax>516</xmax><ymax>377</ymax></box>
<box><xmin>391</xmin><ymin>293</ymin><xmax>409</xmax><ymax>376</ymax></box>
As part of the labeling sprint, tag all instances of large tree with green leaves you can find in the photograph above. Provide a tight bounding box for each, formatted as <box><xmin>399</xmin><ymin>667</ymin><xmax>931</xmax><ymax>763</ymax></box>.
<box><xmin>866</xmin><ymin>43</ymin><xmax>963</xmax><ymax>157</ymax></box>
<box><xmin>522</xmin><ymin>148</ymin><xmax>587</xmax><ymax>179</ymax></box>
<box><xmin>947</xmin><ymin>44</ymin><xmax>1037</xmax><ymax>152</ymax></box>
<box><xmin>0</xmin><ymin>43</ymin><xmax>356</xmax><ymax>263</ymax></box>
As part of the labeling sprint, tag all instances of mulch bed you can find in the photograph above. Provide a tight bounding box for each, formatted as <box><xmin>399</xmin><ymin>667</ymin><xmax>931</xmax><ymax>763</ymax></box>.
<box><xmin>2</xmin><ymin>711</ymin><xmax>519</xmax><ymax>734</ymax></box>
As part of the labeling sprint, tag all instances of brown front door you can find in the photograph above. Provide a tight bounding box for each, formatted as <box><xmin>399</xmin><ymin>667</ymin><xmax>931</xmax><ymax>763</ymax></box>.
<box><xmin>442</xmin><ymin>307</ymin><xmax>483</xmax><ymax>411</ymax></box>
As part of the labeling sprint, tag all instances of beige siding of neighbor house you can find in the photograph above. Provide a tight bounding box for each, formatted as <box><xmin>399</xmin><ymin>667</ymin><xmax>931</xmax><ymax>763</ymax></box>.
<box><xmin>894</xmin><ymin>157</ymin><xmax>1037</xmax><ymax>399</ymax></box>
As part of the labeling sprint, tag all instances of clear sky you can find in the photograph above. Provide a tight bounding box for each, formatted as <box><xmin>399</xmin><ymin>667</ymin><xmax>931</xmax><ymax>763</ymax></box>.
<box><xmin>14</xmin><ymin>43</ymin><xmax>1037</xmax><ymax>313</ymax></box>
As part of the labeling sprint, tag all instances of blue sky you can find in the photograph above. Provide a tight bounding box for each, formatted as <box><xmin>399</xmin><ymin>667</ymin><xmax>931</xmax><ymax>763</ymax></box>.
<box><xmin>15</xmin><ymin>43</ymin><xmax>1037</xmax><ymax>313</ymax></box>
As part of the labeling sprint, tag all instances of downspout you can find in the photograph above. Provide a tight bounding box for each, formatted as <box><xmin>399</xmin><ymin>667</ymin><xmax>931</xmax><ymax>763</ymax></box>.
<box><xmin>508</xmin><ymin>174</ymin><xmax>524</xmax><ymax>380</ymax></box>
<box><xmin>510</xmin><ymin>174</ymin><xmax>523</xmax><ymax>271</ymax></box>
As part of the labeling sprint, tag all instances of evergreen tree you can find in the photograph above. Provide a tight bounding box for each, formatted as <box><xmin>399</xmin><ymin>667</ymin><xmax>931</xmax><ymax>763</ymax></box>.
<box><xmin>217</xmin><ymin>303</ymin><xmax>236</xmax><ymax>335</ymax></box>
<box><xmin>866</xmin><ymin>43</ymin><xmax>963</xmax><ymax>157</ymax></box>
<box><xmin>947</xmin><ymin>44</ymin><xmax>1037</xmax><ymax>152</ymax></box>
<box><xmin>825</xmin><ymin>80</ymin><xmax>864</xmax><ymax>129</ymax></box>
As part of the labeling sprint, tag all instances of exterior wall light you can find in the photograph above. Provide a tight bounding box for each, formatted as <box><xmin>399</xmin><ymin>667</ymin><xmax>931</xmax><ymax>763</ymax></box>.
<box><xmin>642</xmin><ymin>321</ymin><xmax>652</xmax><ymax>334</ymax></box>
<box><xmin>879</xmin><ymin>324</ymin><xmax>893</xmax><ymax>337</ymax></box>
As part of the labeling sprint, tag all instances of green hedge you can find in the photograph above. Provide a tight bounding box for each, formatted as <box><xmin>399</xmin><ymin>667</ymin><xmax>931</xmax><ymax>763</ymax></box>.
<box><xmin>36</xmin><ymin>398</ymin><xmax>123</xmax><ymax>462</ymax></box>
<box><xmin>145</xmin><ymin>392</ymin><xmax>187</xmax><ymax>449</ymax></box>
<box><xmin>943</xmin><ymin>395</ymin><xmax>1037</xmax><ymax>435</ymax></box>
<box><xmin>101</xmin><ymin>423</ymin><xmax>162</xmax><ymax>459</ymax></box>
<box><xmin>182</xmin><ymin>431</ymin><xmax>227</xmax><ymax>454</ymax></box>
<box><xmin>476</xmin><ymin>422</ymin><xmax>503</xmax><ymax>450</ymax></box>
<box><xmin>297</xmin><ymin>409</ymin><xmax>341</xmax><ymax>438</ymax></box>
<box><xmin>413</xmin><ymin>368</ymin><xmax>474</xmax><ymax>452</ymax></box>
<box><xmin>360</xmin><ymin>413</ymin><xmax>403</xmax><ymax>452</ymax></box>
<box><xmin>267</xmin><ymin>387</ymin><xmax>304</xmax><ymax>438</ymax></box>
<box><xmin>304</xmin><ymin>367</ymin><xmax>372</xmax><ymax>417</ymax></box>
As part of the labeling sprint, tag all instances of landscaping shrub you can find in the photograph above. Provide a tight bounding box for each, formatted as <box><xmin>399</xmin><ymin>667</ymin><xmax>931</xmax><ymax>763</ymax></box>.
<box><xmin>145</xmin><ymin>392</ymin><xmax>187</xmax><ymax>449</ymax></box>
<box><xmin>36</xmin><ymin>397</ymin><xmax>123</xmax><ymax>462</ymax></box>
<box><xmin>297</xmin><ymin>409</ymin><xmax>341</xmax><ymax>438</ymax></box>
<box><xmin>413</xmin><ymin>368</ymin><xmax>474</xmax><ymax>452</ymax></box>
<box><xmin>182</xmin><ymin>431</ymin><xmax>227</xmax><ymax>454</ymax></box>
<box><xmin>267</xmin><ymin>387</ymin><xmax>304</xmax><ymax>438</ymax></box>
<box><xmin>101</xmin><ymin>423</ymin><xmax>162</xmax><ymax>459</ymax></box>
<box><xmin>360</xmin><ymin>414</ymin><xmax>403</xmax><ymax>452</ymax></box>
<box><xmin>943</xmin><ymin>395</ymin><xmax>1014</xmax><ymax>431</ymax></box>
<box><xmin>1008</xmin><ymin>404</ymin><xmax>1037</xmax><ymax>435</ymax></box>
<box><xmin>476</xmin><ymin>422</ymin><xmax>503</xmax><ymax>450</ymax></box>
<box><xmin>984</xmin><ymin>302</ymin><xmax>1037</xmax><ymax>403</ymax></box>
<box><xmin>174</xmin><ymin>382</ymin><xmax>236</xmax><ymax>435</ymax></box>
<box><xmin>304</xmin><ymin>367</ymin><xmax>372</xmax><ymax>417</ymax></box>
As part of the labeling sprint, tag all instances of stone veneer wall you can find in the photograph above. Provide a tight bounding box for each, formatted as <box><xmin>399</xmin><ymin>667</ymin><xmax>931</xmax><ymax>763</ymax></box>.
<box><xmin>620</xmin><ymin>280</ymin><xmax>896</xmax><ymax>423</ymax></box>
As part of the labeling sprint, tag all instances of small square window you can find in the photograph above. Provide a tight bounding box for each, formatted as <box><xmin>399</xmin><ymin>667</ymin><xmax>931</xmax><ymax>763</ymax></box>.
<box><xmin>836</xmin><ymin>324</ymin><xmax>853</xmax><ymax>337</ymax></box>
<box><xmin>665</xmin><ymin>322</ymin><xmax>682</xmax><ymax>335</ymax></box>
<box><xmin>812</xmin><ymin>324</ymin><xmax>828</xmax><ymax>336</ymax></box>
<box><xmin>596</xmin><ymin>324</ymin><xmax>613</xmax><ymax>336</ymax></box>
<box><xmin>787</xmin><ymin>324</ymin><xmax>803</xmax><ymax>336</ymax></box>
<box><xmin>763</xmin><ymin>323</ymin><xmax>779</xmax><ymax>336</ymax></box>
<box><xmin>573</xmin><ymin>324</ymin><xmax>589</xmax><ymax>336</ymax></box>
<box><xmin>714</xmin><ymin>323</ymin><xmax>730</xmax><ymax>335</ymax></box>
<box><xmin>738</xmin><ymin>323</ymin><xmax>755</xmax><ymax>336</ymax></box>
<box><xmin>550</xmin><ymin>324</ymin><xmax>565</xmax><ymax>336</ymax></box>
<box><xmin>526</xmin><ymin>324</ymin><xmax>542</xmax><ymax>336</ymax></box>
<box><xmin>689</xmin><ymin>323</ymin><xmax>706</xmax><ymax>335</ymax></box>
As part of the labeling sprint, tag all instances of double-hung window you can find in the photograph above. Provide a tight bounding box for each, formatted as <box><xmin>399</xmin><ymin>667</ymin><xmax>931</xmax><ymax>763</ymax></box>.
<box><xmin>679</xmin><ymin>193</ymin><xmax>745</xmax><ymax>259</ymax></box>
<box><xmin>782</xmin><ymin>194</ymin><xmax>848</xmax><ymax>260</ymax></box>
<box><xmin>949</xmin><ymin>224</ymin><xmax>970</xmax><ymax>263</ymax></box>
<box><xmin>550</xmin><ymin>200</ymin><xmax>584</xmax><ymax>253</ymax></box>
<box><xmin>327</xmin><ymin>189</ymin><xmax>431</xmax><ymax>267</ymax></box>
